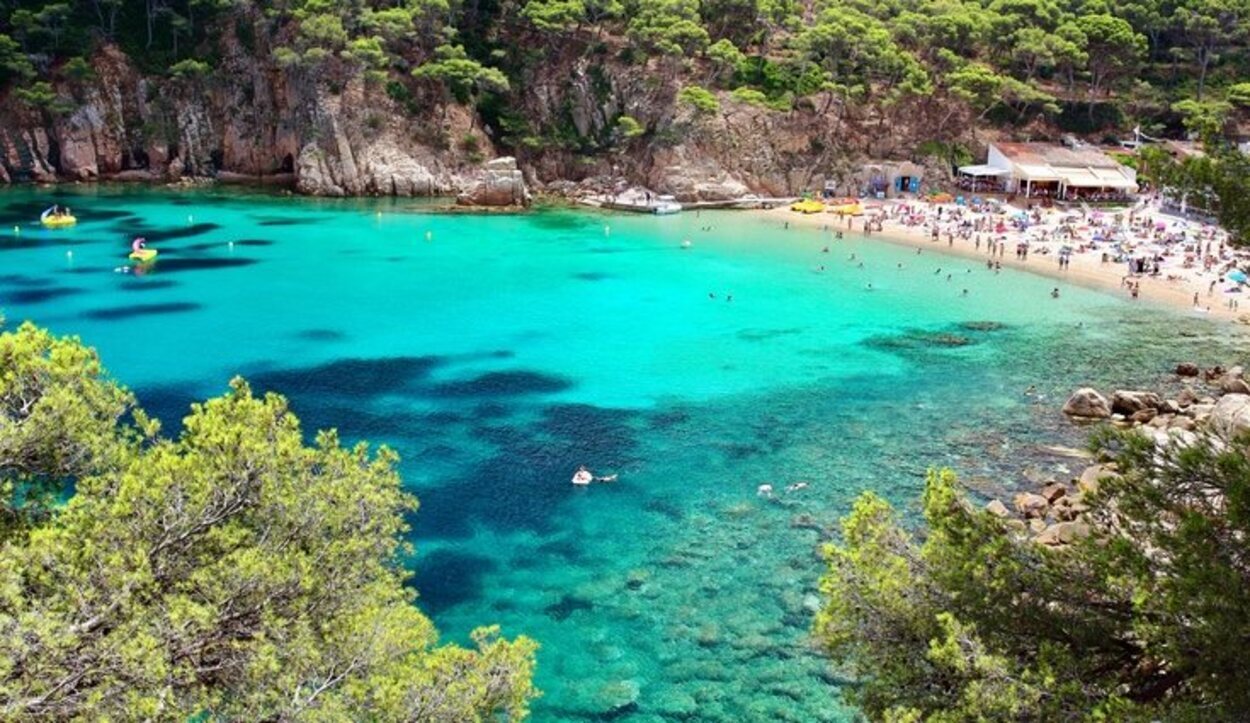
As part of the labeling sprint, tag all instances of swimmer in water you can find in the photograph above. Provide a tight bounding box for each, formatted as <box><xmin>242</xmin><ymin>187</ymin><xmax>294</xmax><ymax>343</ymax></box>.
<box><xmin>865</xmin><ymin>282</ymin><xmax>874</xmax><ymax>290</ymax></box>
<box><xmin>822</xmin><ymin>246</ymin><xmax>829</xmax><ymax>253</ymax></box>
<box><xmin>1051</xmin><ymin>288</ymin><xmax>1060</xmax><ymax>298</ymax></box>
<box><xmin>961</xmin><ymin>289</ymin><xmax>968</xmax><ymax>296</ymax></box>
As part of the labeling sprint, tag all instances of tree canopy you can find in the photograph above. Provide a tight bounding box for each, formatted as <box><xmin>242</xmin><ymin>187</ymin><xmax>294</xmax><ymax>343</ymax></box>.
<box><xmin>816</xmin><ymin>428</ymin><xmax>1250</xmax><ymax>721</ymax></box>
<box><xmin>0</xmin><ymin>321</ymin><xmax>538</xmax><ymax>721</ymax></box>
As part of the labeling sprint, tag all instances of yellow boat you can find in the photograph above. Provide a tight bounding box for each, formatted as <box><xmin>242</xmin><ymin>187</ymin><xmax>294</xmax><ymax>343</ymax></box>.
<box><xmin>827</xmin><ymin>203</ymin><xmax>864</xmax><ymax>216</ymax></box>
<box><xmin>790</xmin><ymin>198</ymin><xmax>825</xmax><ymax>214</ymax></box>
<box><xmin>129</xmin><ymin>249</ymin><xmax>158</xmax><ymax>262</ymax></box>
<box><xmin>40</xmin><ymin>208</ymin><xmax>77</xmax><ymax>228</ymax></box>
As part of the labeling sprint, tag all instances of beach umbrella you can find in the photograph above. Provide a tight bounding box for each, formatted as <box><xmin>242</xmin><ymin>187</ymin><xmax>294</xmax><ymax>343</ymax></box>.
<box><xmin>1229</xmin><ymin>270</ymin><xmax>1248</xmax><ymax>284</ymax></box>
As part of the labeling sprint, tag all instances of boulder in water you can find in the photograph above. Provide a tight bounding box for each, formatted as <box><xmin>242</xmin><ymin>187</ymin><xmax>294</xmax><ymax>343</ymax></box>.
<box><xmin>1063</xmin><ymin>388</ymin><xmax>1111</xmax><ymax>419</ymax></box>
<box><xmin>1175</xmin><ymin>362</ymin><xmax>1200</xmax><ymax>377</ymax></box>
<box><xmin>1210</xmin><ymin>394</ymin><xmax>1250</xmax><ymax>438</ymax></box>
<box><xmin>1013</xmin><ymin>492</ymin><xmax>1049</xmax><ymax>519</ymax></box>
<box><xmin>1111</xmin><ymin>390</ymin><xmax>1162</xmax><ymax>415</ymax></box>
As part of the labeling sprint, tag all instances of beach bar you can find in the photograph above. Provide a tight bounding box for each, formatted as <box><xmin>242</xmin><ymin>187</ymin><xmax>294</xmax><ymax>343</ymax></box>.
<box><xmin>960</xmin><ymin>142</ymin><xmax>1138</xmax><ymax>200</ymax></box>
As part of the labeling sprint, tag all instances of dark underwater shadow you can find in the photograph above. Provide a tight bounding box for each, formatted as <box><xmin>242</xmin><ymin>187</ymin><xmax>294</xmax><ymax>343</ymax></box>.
<box><xmin>82</xmin><ymin>301</ymin><xmax>201</xmax><ymax>321</ymax></box>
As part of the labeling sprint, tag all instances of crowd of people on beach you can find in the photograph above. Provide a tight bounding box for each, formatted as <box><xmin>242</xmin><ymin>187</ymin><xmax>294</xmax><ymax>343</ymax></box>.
<box><xmin>808</xmin><ymin>192</ymin><xmax>1244</xmax><ymax>314</ymax></box>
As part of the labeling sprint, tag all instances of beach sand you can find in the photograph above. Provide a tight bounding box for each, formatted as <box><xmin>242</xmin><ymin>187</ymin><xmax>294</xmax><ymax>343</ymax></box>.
<box><xmin>751</xmin><ymin>203</ymin><xmax>1250</xmax><ymax>323</ymax></box>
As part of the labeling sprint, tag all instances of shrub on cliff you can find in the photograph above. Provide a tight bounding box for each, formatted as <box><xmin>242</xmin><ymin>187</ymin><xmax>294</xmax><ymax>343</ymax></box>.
<box><xmin>0</xmin><ymin>322</ymin><xmax>538</xmax><ymax>721</ymax></box>
<box><xmin>817</xmin><ymin>431</ymin><xmax>1250</xmax><ymax>720</ymax></box>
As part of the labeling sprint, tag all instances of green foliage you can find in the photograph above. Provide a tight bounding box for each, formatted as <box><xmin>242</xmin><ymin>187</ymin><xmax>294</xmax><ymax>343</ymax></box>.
<box><xmin>627</xmin><ymin>0</ymin><xmax>709</xmax><ymax>55</ymax></box>
<box><xmin>60</xmin><ymin>55</ymin><xmax>94</xmax><ymax>81</ymax></box>
<box><xmin>730</xmin><ymin>86</ymin><xmax>768</xmax><ymax>106</ymax></box>
<box><xmin>1145</xmin><ymin>140</ymin><xmax>1250</xmax><ymax>244</ymax></box>
<box><xmin>0</xmin><ymin>33</ymin><xmax>34</xmax><ymax>82</ymax></box>
<box><xmin>817</xmin><ymin>431</ymin><xmax>1250</xmax><ymax>720</ymax></box>
<box><xmin>614</xmin><ymin>114</ymin><xmax>645</xmax><ymax>138</ymax></box>
<box><xmin>12</xmin><ymin>80</ymin><xmax>72</xmax><ymax>113</ymax></box>
<box><xmin>168</xmin><ymin>58</ymin><xmax>211</xmax><ymax>78</ymax></box>
<box><xmin>1075</xmin><ymin>14</ymin><xmax>1146</xmax><ymax>96</ymax></box>
<box><xmin>522</xmin><ymin>0</ymin><xmax>587</xmax><ymax>32</ymax></box>
<box><xmin>1229</xmin><ymin>82</ymin><xmax>1250</xmax><ymax>107</ymax></box>
<box><xmin>0</xmin><ymin>323</ymin><xmax>539</xmax><ymax>720</ymax></box>
<box><xmin>413</xmin><ymin>44</ymin><xmax>510</xmax><ymax>104</ymax></box>
<box><xmin>677</xmin><ymin>83</ymin><xmax>719</xmax><ymax>114</ymax></box>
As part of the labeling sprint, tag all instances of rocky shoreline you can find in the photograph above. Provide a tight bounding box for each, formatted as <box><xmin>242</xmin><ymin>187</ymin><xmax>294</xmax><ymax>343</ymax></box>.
<box><xmin>984</xmin><ymin>362</ymin><xmax>1250</xmax><ymax>547</ymax></box>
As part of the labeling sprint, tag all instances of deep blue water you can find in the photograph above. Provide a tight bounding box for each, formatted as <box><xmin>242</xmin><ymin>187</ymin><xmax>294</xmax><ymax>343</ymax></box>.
<box><xmin>1</xmin><ymin>186</ymin><xmax>1244</xmax><ymax>720</ymax></box>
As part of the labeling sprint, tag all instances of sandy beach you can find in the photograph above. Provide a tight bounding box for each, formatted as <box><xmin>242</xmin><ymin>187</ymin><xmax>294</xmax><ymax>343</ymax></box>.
<box><xmin>749</xmin><ymin>201</ymin><xmax>1250</xmax><ymax>323</ymax></box>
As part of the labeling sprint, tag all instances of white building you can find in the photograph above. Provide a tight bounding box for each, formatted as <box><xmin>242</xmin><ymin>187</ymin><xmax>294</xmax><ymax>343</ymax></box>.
<box><xmin>959</xmin><ymin>142</ymin><xmax>1138</xmax><ymax>199</ymax></box>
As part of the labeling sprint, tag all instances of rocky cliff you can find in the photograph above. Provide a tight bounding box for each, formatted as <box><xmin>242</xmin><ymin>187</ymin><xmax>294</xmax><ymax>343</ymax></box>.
<box><xmin>0</xmin><ymin>38</ymin><xmax>954</xmax><ymax>202</ymax></box>
<box><xmin>0</xmin><ymin>40</ymin><xmax>508</xmax><ymax>201</ymax></box>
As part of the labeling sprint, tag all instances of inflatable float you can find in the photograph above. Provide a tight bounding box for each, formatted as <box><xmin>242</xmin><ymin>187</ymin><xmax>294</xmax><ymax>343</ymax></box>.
<box><xmin>128</xmin><ymin>237</ymin><xmax>157</xmax><ymax>262</ymax></box>
<box><xmin>826</xmin><ymin>198</ymin><xmax>864</xmax><ymax>216</ymax></box>
<box><xmin>790</xmin><ymin>198</ymin><xmax>825</xmax><ymax>214</ymax></box>
<box><xmin>40</xmin><ymin>207</ymin><xmax>77</xmax><ymax>228</ymax></box>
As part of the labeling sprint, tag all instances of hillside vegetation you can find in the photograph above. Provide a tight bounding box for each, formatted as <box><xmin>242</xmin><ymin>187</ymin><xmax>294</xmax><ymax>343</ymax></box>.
<box><xmin>1</xmin><ymin>0</ymin><xmax>1247</xmax><ymax>167</ymax></box>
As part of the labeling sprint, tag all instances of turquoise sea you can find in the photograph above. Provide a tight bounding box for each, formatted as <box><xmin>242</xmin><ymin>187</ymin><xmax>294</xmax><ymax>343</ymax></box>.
<box><xmin>1</xmin><ymin>186</ymin><xmax>1245</xmax><ymax>720</ymax></box>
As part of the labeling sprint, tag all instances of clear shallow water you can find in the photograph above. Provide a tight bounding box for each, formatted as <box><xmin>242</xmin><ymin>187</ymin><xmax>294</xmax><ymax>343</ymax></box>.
<box><xmin>2</xmin><ymin>186</ymin><xmax>1246</xmax><ymax>720</ymax></box>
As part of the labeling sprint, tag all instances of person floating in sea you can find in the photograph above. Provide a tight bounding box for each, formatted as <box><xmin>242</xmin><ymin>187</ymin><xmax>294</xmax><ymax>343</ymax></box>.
<box><xmin>572</xmin><ymin>465</ymin><xmax>617</xmax><ymax>485</ymax></box>
<box><xmin>1051</xmin><ymin>288</ymin><xmax>1060</xmax><ymax>299</ymax></box>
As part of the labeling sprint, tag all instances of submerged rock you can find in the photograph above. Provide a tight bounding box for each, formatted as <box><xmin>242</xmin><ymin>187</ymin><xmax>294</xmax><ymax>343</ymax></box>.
<box><xmin>1175</xmin><ymin>362</ymin><xmax>1200</xmax><ymax>377</ymax></box>
<box><xmin>959</xmin><ymin>320</ymin><xmax>1008</xmax><ymax>332</ymax></box>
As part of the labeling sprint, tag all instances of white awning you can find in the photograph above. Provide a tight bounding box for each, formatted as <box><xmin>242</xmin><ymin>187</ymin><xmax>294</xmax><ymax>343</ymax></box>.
<box><xmin>1016</xmin><ymin>164</ymin><xmax>1062</xmax><ymax>181</ymax></box>
<box><xmin>1059</xmin><ymin>168</ymin><xmax>1103</xmax><ymax>187</ymax></box>
<box><xmin>1090</xmin><ymin>167</ymin><xmax>1138</xmax><ymax>189</ymax></box>
<box><xmin>958</xmin><ymin>164</ymin><xmax>1009</xmax><ymax>177</ymax></box>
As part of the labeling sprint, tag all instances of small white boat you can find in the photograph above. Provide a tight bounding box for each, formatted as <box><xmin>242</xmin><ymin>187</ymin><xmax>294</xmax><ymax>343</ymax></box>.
<box><xmin>572</xmin><ymin>467</ymin><xmax>593</xmax><ymax>486</ymax></box>
<box><xmin>652</xmin><ymin>195</ymin><xmax>682</xmax><ymax>215</ymax></box>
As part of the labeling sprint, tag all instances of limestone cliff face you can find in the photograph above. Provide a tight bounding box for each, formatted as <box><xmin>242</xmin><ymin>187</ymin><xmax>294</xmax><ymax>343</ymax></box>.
<box><xmin>0</xmin><ymin>43</ymin><xmax>495</xmax><ymax>199</ymax></box>
<box><xmin>504</xmin><ymin>52</ymin><xmax>920</xmax><ymax>201</ymax></box>
<box><xmin>0</xmin><ymin>38</ymin><xmax>945</xmax><ymax>201</ymax></box>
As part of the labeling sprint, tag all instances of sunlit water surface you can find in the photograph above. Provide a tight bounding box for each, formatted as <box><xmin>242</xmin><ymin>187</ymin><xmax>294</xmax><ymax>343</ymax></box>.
<box><xmin>1</xmin><ymin>186</ymin><xmax>1244</xmax><ymax>721</ymax></box>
